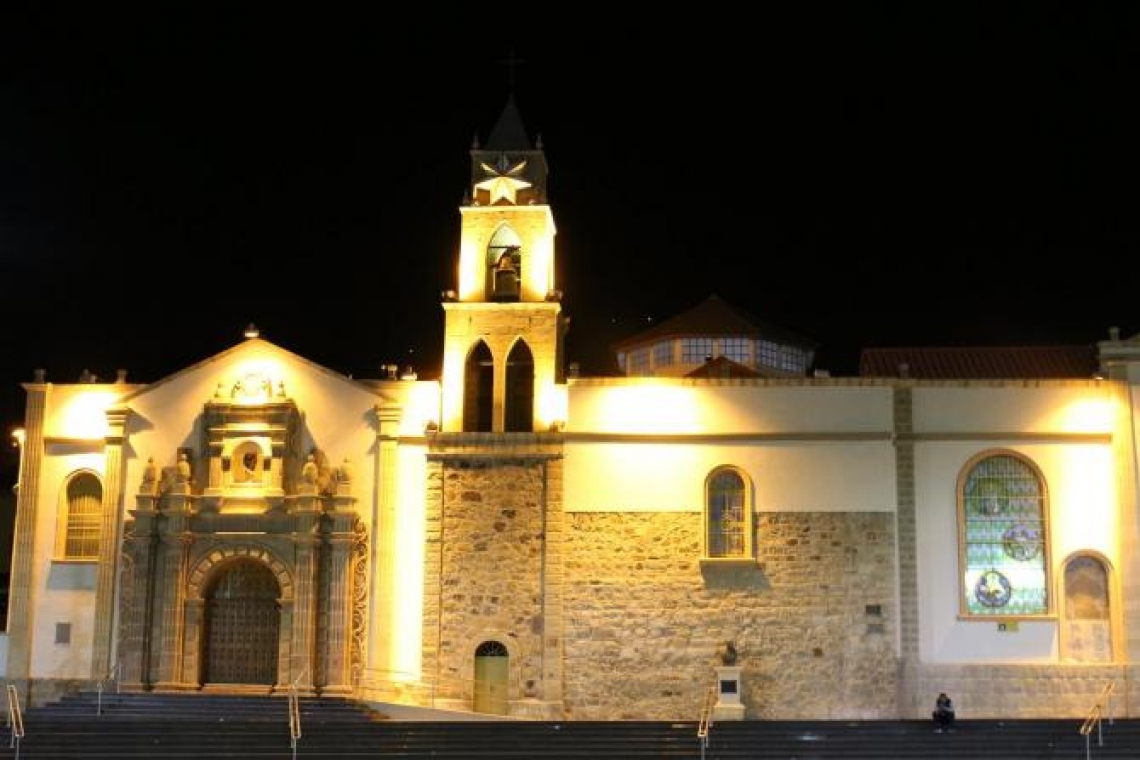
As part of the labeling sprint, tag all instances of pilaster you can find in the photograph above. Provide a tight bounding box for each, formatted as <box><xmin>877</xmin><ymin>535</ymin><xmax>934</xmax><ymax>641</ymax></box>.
<box><xmin>91</xmin><ymin>405</ymin><xmax>129</xmax><ymax>679</ymax></box>
<box><xmin>369</xmin><ymin>402</ymin><xmax>402</xmax><ymax>680</ymax></box>
<box><xmin>5</xmin><ymin>379</ymin><xmax>49</xmax><ymax>685</ymax></box>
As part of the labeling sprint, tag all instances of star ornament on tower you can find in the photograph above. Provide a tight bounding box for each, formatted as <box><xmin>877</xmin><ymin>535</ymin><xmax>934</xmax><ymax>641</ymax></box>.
<box><xmin>475</xmin><ymin>156</ymin><xmax>531</xmax><ymax>205</ymax></box>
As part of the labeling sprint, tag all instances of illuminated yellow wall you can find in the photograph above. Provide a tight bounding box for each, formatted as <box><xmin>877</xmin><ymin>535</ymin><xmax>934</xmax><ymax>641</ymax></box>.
<box><xmin>567</xmin><ymin>380</ymin><xmax>892</xmax><ymax>434</ymax></box>
<box><xmin>913</xmin><ymin>384</ymin><xmax>1114</xmax><ymax>434</ymax></box>
<box><xmin>564</xmin><ymin>441</ymin><xmax>896</xmax><ymax>513</ymax></box>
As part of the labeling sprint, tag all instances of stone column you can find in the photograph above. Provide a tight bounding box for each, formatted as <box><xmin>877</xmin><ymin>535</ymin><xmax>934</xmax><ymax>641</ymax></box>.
<box><xmin>154</xmin><ymin>490</ymin><xmax>194</xmax><ymax>690</ymax></box>
<box><xmin>323</xmin><ymin>505</ymin><xmax>356</xmax><ymax>693</ymax></box>
<box><xmin>179</xmin><ymin>599</ymin><xmax>205</xmax><ymax>685</ymax></box>
<box><xmin>539</xmin><ymin>455</ymin><xmax>566</xmax><ymax>713</ymax></box>
<box><xmin>5</xmin><ymin>377</ymin><xmax>49</xmax><ymax>689</ymax></box>
<box><xmin>90</xmin><ymin>406</ymin><xmax>129</xmax><ymax>679</ymax></box>
<box><xmin>289</xmin><ymin>492</ymin><xmax>321</xmax><ymax>694</ymax></box>
<box><xmin>121</xmin><ymin>500</ymin><xmax>159</xmax><ymax>689</ymax></box>
<box><xmin>368</xmin><ymin>402</ymin><xmax>402</xmax><ymax>685</ymax></box>
<box><xmin>892</xmin><ymin>385</ymin><xmax>921</xmax><ymax>716</ymax></box>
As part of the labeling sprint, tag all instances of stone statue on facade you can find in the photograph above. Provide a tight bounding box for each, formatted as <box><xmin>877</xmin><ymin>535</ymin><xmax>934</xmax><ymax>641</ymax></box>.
<box><xmin>337</xmin><ymin>457</ymin><xmax>353</xmax><ymax>484</ymax></box>
<box><xmin>301</xmin><ymin>454</ymin><xmax>319</xmax><ymax>486</ymax></box>
<box><xmin>140</xmin><ymin>456</ymin><xmax>157</xmax><ymax>494</ymax></box>
<box><xmin>176</xmin><ymin>452</ymin><xmax>192</xmax><ymax>485</ymax></box>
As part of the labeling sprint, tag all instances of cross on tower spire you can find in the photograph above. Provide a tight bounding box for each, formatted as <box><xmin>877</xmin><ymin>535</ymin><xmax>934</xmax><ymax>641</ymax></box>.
<box><xmin>497</xmin><ymin>48</ymin><xmax>526</xmax><ymax>92</ymax></box>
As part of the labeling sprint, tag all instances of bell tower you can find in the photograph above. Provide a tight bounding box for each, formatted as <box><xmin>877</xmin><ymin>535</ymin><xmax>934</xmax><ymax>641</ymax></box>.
<box><xmin>441</xmin><ymin>97</ymin><xmax>566</xmax><ymax>432</ymax></box>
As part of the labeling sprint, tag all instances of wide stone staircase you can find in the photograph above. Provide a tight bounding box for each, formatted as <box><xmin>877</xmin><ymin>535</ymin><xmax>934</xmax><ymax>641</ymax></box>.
<box><xmin>2</xmin><ymin>691</ymin><xmax>1138</xmax><ymax>758</ymax></box>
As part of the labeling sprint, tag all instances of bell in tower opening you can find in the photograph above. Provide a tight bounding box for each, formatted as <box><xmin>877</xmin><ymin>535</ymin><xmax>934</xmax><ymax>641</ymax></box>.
<box><xmin>492</xmin><ymin>245</ymin><xmax>521</xmax><ymax>301</ymax></box>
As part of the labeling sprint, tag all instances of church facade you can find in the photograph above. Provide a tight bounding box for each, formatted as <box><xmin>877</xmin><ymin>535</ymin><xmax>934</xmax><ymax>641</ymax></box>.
<box><xmin>5</xmin><ymin>101</ymin><xmax>1140</xmax><ymax>720</ymax></box>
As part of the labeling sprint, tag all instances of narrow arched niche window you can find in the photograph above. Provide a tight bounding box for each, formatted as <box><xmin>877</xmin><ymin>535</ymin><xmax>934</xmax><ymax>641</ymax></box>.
<box><xmin>1061</xmin><ymin>554</ymin><xmax>1113</xmax><ymax>663</ymax></box>
<box><xmin>60</xmin><ymin>472</ymin><xmax>103</xmax><ymax>560</ymax></box>
<box><xmin>705</xmin><ymin>467</ymin><xmax>752</xmax><ymax>559</ymax></box>
<box><xmin>958</xmin><ymin>451</ymin><xmax>1050</xmax><ymax>617</ymax></box>
<box><xmin>486</xmin><ymin>225</ymin><xmax>522</xmax><ymax>302</ymax></box>
<box><xmin>473</xmin><ymin>640</ymin><xmax>509</xmax><ymax>715</ymax></box>
<box><xmin>504</xmin><ymin>339</ymin><xmax>534</xmax><ymax>433</ymax></box>
<box><xmin>464</xmin><ymin>341</ymin><xmax>494</xmax><ymax>432</ymax></box>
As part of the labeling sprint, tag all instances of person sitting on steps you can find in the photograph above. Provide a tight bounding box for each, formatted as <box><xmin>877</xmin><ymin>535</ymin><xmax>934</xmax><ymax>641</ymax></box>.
<box><xmin>932</xmin><ymin>692</ymin><xmax>955</xmax><ymax>732</ymax></box>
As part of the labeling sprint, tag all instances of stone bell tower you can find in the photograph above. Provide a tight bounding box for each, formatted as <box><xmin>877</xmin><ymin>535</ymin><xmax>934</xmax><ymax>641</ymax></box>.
<box><xmin>440</xmin><ymin>96</ymin><xmax>567</xmax><ymax>433</ymax></box>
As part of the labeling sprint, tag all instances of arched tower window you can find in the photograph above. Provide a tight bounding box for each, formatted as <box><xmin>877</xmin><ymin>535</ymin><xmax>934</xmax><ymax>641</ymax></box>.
<box><xmin>705</xmin><ymin>467</ymin><xmax>752</xmax><ymax>559</ymax></box>
<box><xmin>464</xmin><ymin>341</ymin><xmax>494</xmax><ymax>432</ymax></box>
<box><xmin>486</xmin><ymin>225</ymin><xmax>522</xmax><ymax>302</ymax></box>
<box><xmin>60</xmin><ymin>472</ymin><xmax>103</xmax><ymax>559</ymax></box>
<box><xmin>958</xmin><ymin>451</ymin><xmax>1049</xmax><ymax>617</ymax></box>
<box><xmin>504</xmin><ymin>340</ymin><xmax>534</xmax><ymax>433</ymax></box>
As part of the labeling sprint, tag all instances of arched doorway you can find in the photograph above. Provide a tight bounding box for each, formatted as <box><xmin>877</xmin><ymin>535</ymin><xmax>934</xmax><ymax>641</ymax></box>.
<box><xmin>201</xmin><ymin>559</ymin><xmax>281</xmax><ymax>685</ymax></box>
<box><xmin>473</xmin><ymin>640</ymin><xmax>509</xmax><ymax>715</ymax></box>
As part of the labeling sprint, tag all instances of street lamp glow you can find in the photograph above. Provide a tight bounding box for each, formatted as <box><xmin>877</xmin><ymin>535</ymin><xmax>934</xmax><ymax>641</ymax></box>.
<box><xmin>11</xmin><ymin>427</ymin><xmax>26</xmax><ymax>494</ymax></box>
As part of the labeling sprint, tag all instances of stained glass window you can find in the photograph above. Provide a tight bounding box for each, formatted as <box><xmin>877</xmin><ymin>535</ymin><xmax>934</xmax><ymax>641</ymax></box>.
<box><xmin>960</xmin><ymin>454</ymin><xmax>1048</xmax><ymax>616</ymax></box>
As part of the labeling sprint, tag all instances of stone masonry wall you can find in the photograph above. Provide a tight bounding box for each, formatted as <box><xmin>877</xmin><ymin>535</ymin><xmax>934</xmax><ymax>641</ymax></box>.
<box><xmin>426</xmin><ymin>453</ymin><xmax>554</xmax><ymax>704</ymax></box>
<box><xmin>562</xmin><ymin>511</ymin><xmax>898</xmax><ymax>720</ymax></box>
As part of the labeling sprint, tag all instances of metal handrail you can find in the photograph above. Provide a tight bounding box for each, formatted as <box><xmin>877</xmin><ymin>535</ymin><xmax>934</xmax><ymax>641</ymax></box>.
<box><xmin>1079</xmin><ymin>680</ymin><xmax>1116</xmax><ymax>760</ymax></box>
<box><xmin>697</xmin><ymin>686</ymin><xmax>716</xmax><ymax>760</ymax></box>
<box><xmin>96</xmin><ymin>660</ymin><xmax>122</xmax><ymax>716</ymax></box>
<box><xmin>7</xmin><ymin>684</ymin><xmax>25</xmax><ymax>759</ymax></box>
<box><xmin>288</xmin><ymin>685</ymin><xmax>302</xmax><ymax>760</ymax></box>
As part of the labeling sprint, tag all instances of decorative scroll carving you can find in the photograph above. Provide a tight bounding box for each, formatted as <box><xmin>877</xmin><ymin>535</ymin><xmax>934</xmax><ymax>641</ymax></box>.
<box><xmin>351</xmin><ymin>519</ymin><xmax>369</xmax><ymax>685</ymax></box>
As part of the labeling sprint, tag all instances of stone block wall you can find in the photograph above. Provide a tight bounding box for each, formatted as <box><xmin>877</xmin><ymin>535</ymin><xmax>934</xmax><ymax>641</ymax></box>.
<box><xmin>561</xmin><ymin>511</ymin><xmax>898</xmax><ymax>720</ymax></box>
<box><xmin>423</xmin><ymin>442</ymin><xmax>562</xmax><ymax>708</ymax></box>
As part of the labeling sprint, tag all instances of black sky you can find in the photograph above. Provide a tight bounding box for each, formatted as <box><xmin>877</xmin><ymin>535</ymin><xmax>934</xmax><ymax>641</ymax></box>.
<box><xmin>2</xmin><ymin>6</ymin><xmax>1139</xmax><ymax>480</ymax></box>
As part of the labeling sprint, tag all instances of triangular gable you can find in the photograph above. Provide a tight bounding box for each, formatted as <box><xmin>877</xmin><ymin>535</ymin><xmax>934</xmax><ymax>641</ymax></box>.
<box><xmin>119</xmin><ymin>338</ymin><xmax>384</xmax><ymax>405</ymax></box>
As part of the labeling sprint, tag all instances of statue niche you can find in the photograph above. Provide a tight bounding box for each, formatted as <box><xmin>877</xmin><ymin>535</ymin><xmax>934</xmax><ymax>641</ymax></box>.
<box><xmin>232</xmin><ymin>441</ymin><xmax>264</xmax><ymax>485</ymax></box>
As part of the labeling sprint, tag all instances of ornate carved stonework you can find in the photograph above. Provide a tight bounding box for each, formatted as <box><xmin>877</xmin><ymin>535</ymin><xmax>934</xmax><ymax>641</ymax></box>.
<box><xmin>116</xmin><ymin>388</ymin><xmax>360</xmax><ymax>696</ymax></box>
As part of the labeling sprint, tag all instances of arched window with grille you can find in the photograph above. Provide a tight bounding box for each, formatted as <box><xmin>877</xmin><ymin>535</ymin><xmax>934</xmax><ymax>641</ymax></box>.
<box><xmin>958</xmin><ymin>451</ymin><xmax>1049</xmax><ymax>617</ymax></box>
<box><xmin>705</xmin><ymin>467</ymin><xmax>752</xmax><ymax>559</ymax></box>
<box><xmin>58</xmin><ymin>472</ymin><xmax>103</xmax><ymax>560</ymax></box>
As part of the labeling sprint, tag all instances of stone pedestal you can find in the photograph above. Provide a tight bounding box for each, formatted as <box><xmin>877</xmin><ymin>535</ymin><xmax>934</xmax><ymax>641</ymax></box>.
<box><xmin>713</xmin><ymin>665</ymin><xmax>746</xmax><ymax>720</ymax></box>
<box><xmin>509</xmin><ymin>698</ymin><xmax>564</xmax><ymax>720</ymax></box>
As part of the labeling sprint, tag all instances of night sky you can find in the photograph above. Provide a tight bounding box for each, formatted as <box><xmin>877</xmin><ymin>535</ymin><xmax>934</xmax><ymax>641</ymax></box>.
<box><xmin>2</xmin><ymin>7</ymin><xmax>1139</xmax><ymax>483</ymax></box>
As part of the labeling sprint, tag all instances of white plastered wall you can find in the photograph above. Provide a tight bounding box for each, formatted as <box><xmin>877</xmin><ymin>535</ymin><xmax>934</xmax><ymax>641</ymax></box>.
<box><xmin>912</xmin><ymin>383</ymin><xmax>1118</xmax><ymax>663</ymax></box>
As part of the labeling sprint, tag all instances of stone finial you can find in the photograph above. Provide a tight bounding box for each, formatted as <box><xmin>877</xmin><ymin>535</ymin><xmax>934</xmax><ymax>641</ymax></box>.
<box><xmin>33</xmin><ymin>368</ymin><xmax>46</xmax><ymax>383</ymax></box>
<box><xmin>337</xmin><ymin>457</ymin><xmax>353</xmax><ymax>484</ymax></box>
<box><xmin>1109</xmin><ymin>326</ymin><xmax>1121</xmax><ymax>341</ymax></box>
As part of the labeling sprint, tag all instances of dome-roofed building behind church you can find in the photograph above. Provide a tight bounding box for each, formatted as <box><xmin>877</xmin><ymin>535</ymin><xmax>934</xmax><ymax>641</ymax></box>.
<box><xmin>612</xmin><ymin>294</ymin><xmax>818</xmax><ymax>378</ymax></box>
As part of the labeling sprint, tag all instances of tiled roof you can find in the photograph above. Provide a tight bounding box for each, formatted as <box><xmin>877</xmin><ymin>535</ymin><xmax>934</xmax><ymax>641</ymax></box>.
<box><xmin>613</xmin><ymin>294</ymin><xmax>816</xmax><ymax>351</ymax></box>
<box><xmin>859</xmin><ymin>345</ymin><xmax>1099</xmax><ymax>379</ymax></box>
<box><xmin>684</xmin><ymin>355</ymin><xmax>763</xmax><ymax>379</ymax></box>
